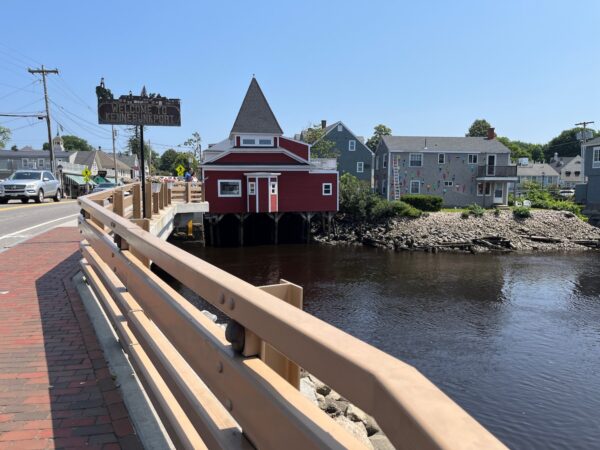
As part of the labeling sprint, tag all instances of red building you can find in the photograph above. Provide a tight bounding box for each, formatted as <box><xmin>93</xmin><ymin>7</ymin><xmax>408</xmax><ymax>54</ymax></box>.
<box><xmin>201</xmin><ymin>78</ymin><xmax>338</xmax><ymax>245</ymax></box>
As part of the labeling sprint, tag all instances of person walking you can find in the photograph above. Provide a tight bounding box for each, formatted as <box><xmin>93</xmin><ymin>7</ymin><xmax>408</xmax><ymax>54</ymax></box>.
<box><xmin>184</xmin><ymin>168</ymin><xmax>192</xmax><ymax>182</ymax></box>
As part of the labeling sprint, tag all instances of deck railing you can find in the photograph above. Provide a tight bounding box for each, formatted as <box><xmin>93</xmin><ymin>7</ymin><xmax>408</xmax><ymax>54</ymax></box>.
<box><xmin>476</xmin><ymin>165</ymin><xmax>518</xmax><ymax>178</ymax></box>
<box><xmin>78</xmin><ymin>183</ymin><xmax>506</xmax><ymax>450</ymax></box>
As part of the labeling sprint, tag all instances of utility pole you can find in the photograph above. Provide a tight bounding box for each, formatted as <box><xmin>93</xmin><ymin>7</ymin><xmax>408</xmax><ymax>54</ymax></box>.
<box><xmin>575</xmin><ymin>121</ymin><xmax>594</xmax><ymax>179</ymax></box>
<box><xmin>28</xmin><ymin>65</ymin><xmax>59</xmax><ymax>174</ymax></box>
<box><xmin>112</xmin><ymin>126</ymin><xmax>118</xmax><ymax>185</ymax></box>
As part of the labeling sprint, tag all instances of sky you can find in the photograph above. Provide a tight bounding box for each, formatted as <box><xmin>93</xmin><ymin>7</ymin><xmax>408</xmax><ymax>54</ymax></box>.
<box><xmin>1</xmin><ymin>0</ymin><xmax>599</xmax><ymax>155</ymax></box>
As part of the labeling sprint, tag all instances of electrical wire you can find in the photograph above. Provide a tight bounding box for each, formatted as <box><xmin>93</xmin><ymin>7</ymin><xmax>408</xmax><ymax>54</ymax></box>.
<box><xmin>0</xmin><ymin>80</ymin><xmax>40</xmax><ymax>102</ymax></box>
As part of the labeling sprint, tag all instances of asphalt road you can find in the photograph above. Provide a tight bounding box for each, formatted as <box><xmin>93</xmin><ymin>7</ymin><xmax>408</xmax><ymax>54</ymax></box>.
<box><xmin>0</xmin><ymin>199</ymin><xmax>81</xmax><ymax>252</ymax></box>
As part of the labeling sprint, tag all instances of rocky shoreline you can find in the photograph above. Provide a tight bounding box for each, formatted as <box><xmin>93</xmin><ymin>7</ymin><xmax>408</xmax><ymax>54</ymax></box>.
<box><xmin>315</xmin><ymin>209</ymin><xmax>600</xmax><ymax>253</ymax></box>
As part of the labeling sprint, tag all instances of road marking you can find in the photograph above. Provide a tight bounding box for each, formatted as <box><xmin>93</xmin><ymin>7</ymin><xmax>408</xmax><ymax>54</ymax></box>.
<box><xmin>0</xmin><ymin>200</ymin><xmax>77</xmax><ymax>213</ymax></box>
<box><xmin>0</xmin><ymin>213</ymin><xmax>80</xmax><ymax>241</ymax></box>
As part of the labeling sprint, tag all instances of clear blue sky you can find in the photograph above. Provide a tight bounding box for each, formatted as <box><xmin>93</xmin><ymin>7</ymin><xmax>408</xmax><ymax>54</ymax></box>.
<box><xmin>1</xmin><ymin>0</ymin><xmax>598</xmax><ymax>154</ymax></box>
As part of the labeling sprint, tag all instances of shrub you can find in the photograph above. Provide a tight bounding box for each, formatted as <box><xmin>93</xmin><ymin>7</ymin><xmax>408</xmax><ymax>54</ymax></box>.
<box><xmin>493</xmin><ymin>208</ymin><xmax>501</xmax><ymax>217</ymax></box>
<box><xmin>513</xmin><ymin>206</ymin><xmax>532</xmax><ymax>219</ymax></box>
<box><xmin>467</xmin><ymin>203</ymin><xmax>485</xmax><ymax>217</ymax></box>
<box><xmin>461</xmin><ymin>211</ymin><xmax>470</xmax><ymax>219</ymax></box>
<box><xmin>520</xmin><ymin>181</ymin><xmax>583</xmax><ymax>216</ymax></box>
<box><xmin>371</xmin><ymin>199</ymin><xmax>421</xmax><ymax>220</ymax></box>
<box><xmin>400</xmin><ymin>194</ymin><xmax>443</xmax><ymax>212</ymax></box>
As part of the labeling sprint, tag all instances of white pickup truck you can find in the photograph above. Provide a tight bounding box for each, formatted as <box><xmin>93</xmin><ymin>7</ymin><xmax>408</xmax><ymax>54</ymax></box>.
<box><xmin>0</xmin><ymin>170</ymin><xmax>62</xmax><ymax>204</ymax></box>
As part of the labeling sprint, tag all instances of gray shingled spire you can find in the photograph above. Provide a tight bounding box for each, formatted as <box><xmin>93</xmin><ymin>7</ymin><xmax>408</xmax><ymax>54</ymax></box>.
<box><xmin>230</xmin><ymin>78</ymin><xmax>283</xmax><ymax>136</ymax></box>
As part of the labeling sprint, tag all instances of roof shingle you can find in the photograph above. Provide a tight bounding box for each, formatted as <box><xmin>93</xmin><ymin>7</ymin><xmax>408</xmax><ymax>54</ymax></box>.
<box><xmin>230</xmin><ymin>78</ymin><xmax>283</xmax><ymax>136</ymax></box>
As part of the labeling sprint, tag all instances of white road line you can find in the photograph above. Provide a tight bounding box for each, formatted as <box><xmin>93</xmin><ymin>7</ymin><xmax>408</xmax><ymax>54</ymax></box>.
<box><xmin>0</xmin><ymin>213</ymin><xmax>80</xmax><ymax>241</ymax></box>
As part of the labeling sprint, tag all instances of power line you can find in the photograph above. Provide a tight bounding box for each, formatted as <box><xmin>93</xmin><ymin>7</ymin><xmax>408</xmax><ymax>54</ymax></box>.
<box><xmin>0</xmin><ymin>80</ymin><xmax>40</xmax><ymax>102</ymax></box>
<box><xmin>0</xmin><ymin>42</ymin><xmax>42</xmax><ymax>66</ymax></box>
<box><xmin>49</xmin><ymin>99</ymin><xmax>110</xmax><ymax>134</ymax></box>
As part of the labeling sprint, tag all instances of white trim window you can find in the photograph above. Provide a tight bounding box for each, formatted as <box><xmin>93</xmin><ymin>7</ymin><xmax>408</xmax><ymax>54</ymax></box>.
<box><xmin>270</xmin><ymin>181</ymin><xmax>278</xmax><ymax>195</ymax></box>
<box><xmin>322</xmin><ymin>183</ymin><xmax>332</xmax><ymax>196</ymax></box>
<box><xmin>337</xmin><ymin>124</ymin><xmax>343</xmax><ymax>132</ymax></box>
<box><xmin>356</xmin><ymin>161</ymin><xmax>364</xmax><ymax>173</ymax></box>
<box><xmin>383</xmin><ymin>156</ymin><xmax>387</xmax><ymax>168</ymax></box>
<box><xmin>349</xmin><ymin>140</ymin><xmax>356</xmax><ymax>151</ymax></box>
<box><xmin>444</xmin><ymin>181</ymin><xmax>453</xmax><ymax>187</ymax></box>
<box><xmin>218</xmin><ymin>180</ymin><xmax>242</xmax><ymax>197</ymax></box>
<box><xmin>438</xmin><ymin>153</ymin><xmax>445</xmax><ymax>164</ymax></box>
<box><xmin>409</xmin><ymin>153</ymin><xmax>423</xmax><ymax>167</ymax></box>
<box><xmin>468</xmin><ymin>154</ymin><xmax>478</xmax><ymax>165</ymax></box>
<box><xmin>477</xmin><ymin>182</ymin><xmax>484</xmax><ymax>196</ymax></box>
<box><xmin>38</xmin><ymin>159</ymin><xmax>45</xmax><ymax>168</ymax></box>
<box><xmin>410</xmin><ymin>180</ymin><xmax>421</xmax><ymax>194</ymax></box>
<box><xmin>593</xmin><ymin>147</ymin><xmax>600</xmax><ymax>168</ymax></box>
<box><xmin>248</xmin><ymin>181</ymin><xmax>256</xmax><ymax>195</ymax></box>
<box><xmin>21</xmin><ymin>158</ymin><xmax>29</xmax><ymax>168</ymax></box>
<box><xmin>240</xmin><ymin>136</ymin><xmax>273</xmax><ymax>147</ymax></box>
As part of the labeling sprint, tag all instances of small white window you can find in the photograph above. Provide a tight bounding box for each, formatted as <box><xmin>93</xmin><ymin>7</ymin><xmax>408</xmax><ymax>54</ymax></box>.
<box><xmin>375</xmin><ymin>156</ymin><xmax>379</xmax><ymax>170</ymax></box>
<box><xmin>357</xmin><ymin>162</ymin><xmax>364</xmax><ymax>173</ymax></box>
<box><xmin>270</xmin><ymin>181</ymin><xmax>277</xmax><ymax>195</ymax></box>
<box><xmin>21</xmin><ymin>158</ymin><xmax>29</xmax><ymax>168</ymax></box>
<box><xmin>409</xmin><ymin>153</ymin><xmax>423</xmax><ymax>167</ymax></box>
<box><xmin>337</xmin><ymin>124</ymin><xmax>343</xmax><ymax>132</ymax></box>
<box><xmin>438</xmin><ymin>154</ymin><xmax>445</xmax><ymax>164</ymax></box>
<box><xmin>242</xmin><ymin>138</ymin><xmax>256</xmax><ymax>146</ymax></box>
<box><xmin>322</xmin><ymin>183</ymin><xmax>332</xmax><ymax>196</ymax></box>
<box><xmin>383</xmin><ymin>156</ymin><xmax>387</xmax><ymax>168</ymax></box>
<box><xmin>248</xmin><ymin>181</ymin><xmax>256</xmax><ymax>195</ymax></box>
<box><xmin>593</xmin><ymin>147</ymin><xmax>600</xmax><ymax>168</ymax></box>
<box><xmin>468</xmin><ymin>154</ymin><xmax>478</xmax><ymax>164</ymax></box>
<box><xmin>444</xmin><ymin>181</ymin><xmax>453</xmax><ymax>187</ymax></box>
<box><xmin>259</xmin><ymin>138</ymin><xmax>273</xmax><ymax>146</ymax></box>
<box><xmin>410</xmin><ymin>180</ymin><xmax>420</xmax><ymax>194</ymax></box>
<box><xmin>38</xmin><ymin>159</ymin><xmax>45</xmax><ymax>168</ymax></box>
<box><xmin>218</xmin><ymin>180</ymin><xmax>242</xmax><ymax>197</ymax></box>
<box><xmin>477</xmin><ymin>182</ymin><xmax>484</xmax><ymax>196</ymax></box>
<box><xmin>349</xmin><ymin>140</ymin><xmax>356</xmax><ymax>151</ymax></box>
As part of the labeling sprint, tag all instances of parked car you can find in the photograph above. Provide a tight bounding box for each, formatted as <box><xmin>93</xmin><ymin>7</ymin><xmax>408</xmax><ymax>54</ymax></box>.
<box><xmin>0</xmin><ymin>170</ymin><xmax>62</xmax><ymax>204</ymax></box>
<box><xmin>558</xmin><ymin>189</ymin><xmax>575</xmax><ymax>198</ymax></box>
<box><xmin>92</xmin><ymin>182</ymin><xmax>117</xmax><ymax>193</ymax></box>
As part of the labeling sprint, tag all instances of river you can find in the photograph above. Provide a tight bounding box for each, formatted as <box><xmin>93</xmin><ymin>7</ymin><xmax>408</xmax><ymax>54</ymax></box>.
<box><xmin>173</xmin><ymin>243</ymin><xmax>600</xmax><ymax>449</ymax></box>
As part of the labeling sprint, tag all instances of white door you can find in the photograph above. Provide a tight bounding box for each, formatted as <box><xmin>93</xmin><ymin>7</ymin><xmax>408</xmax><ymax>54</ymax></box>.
<box><xmin>493</xmin><ymin>183</ymin><xmax>503</xmax><ymax>204</ymax></box>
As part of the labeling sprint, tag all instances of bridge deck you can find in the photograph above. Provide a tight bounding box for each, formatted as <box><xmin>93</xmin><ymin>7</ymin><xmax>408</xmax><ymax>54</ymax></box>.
<box><xmin>0</xmin><ymin>228</ymin><xmax>141</xmax><ymax>450</ymax></box>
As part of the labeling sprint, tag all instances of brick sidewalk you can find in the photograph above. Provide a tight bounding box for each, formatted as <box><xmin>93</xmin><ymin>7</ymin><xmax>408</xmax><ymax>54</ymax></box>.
<box><xmin>0</xmin><ymin>228</ymin><xmax>141</xmax><ymax>450</ymax></box>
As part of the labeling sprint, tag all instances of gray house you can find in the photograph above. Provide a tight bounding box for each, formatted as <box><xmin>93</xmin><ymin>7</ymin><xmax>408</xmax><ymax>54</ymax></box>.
<box><xmin>374</xmin><ymin>130</ymin><xmax>517</xmax><ymax>207</ymax></box>
<box><xmin>515</xmin><ymin>162</ymin><xmax>560</xmax><ymax>191</ymax></box>
<box><xmin>0</xmin><ymin>147</ymin><xmax>71</xmax><ymax>179</ymax></box>
<box><xmin>576</xmin><ymin>137</ymin><xmax>600</xmax><ymax>223</ymax></box>
<box><xmin>303</xmin><ymin>121</ymin><xmax>374</xmax><ymax>186</ymax></box>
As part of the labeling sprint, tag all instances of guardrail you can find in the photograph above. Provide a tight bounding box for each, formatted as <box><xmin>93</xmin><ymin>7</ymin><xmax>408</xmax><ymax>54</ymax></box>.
<box><xmin>78</xmin><ymin>183</ymin><xmax>506</xmax><ymax>450</ymax></box>
<box><xmin>476</xmin><ymin>165</ymin><xmax>518</xmax><ymax>178</ymax></box>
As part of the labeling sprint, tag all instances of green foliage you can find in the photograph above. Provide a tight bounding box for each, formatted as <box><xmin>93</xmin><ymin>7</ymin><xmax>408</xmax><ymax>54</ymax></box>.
<box><xmin>544</xmin><ymin>127</ymin><xmax>599</xmax><ymax>160</ymax></box>
<box><xmin>513</xmin><ymin>206</ymin><xmax>532</xmax><ymax>219</ymax></box>
<box><xmin>62</xmin><ymin>135</ymin><xmax>93</xmax><ymax>151</ymax></box>
<box><xmin>519</xmin><ymin>181</ymin><xmax>583</xmax><ymax>215</ymax></box>
<box><xmin>171</xmin><ymin>151</ymin><xmax>198</xmax><ymax>175</ymax></box>
<box><xmin>461</xmin><ymin>211</ymin><xmax>470</xmax><ymax>219</ymax></box>
<box><xmin>466</xmin><ymin>119</ymin><xmax>491</xmax><ymax>137</ymax></box>
<box><xmin>302</xmin><ymin>123</ymin><xmax>340</xmax><ymax>159</ymax></box>
<box><xmin>159</xmin><ymin>149</ymin><xmax>178</xmax><ymax>172</ymax></box>
<box><xmin>467</xmin><ymin>203</ymin><xmax>485</xmax><ymax>217</ymax></box>
<box><xmin>400</xmin><ymin>194</ymin><xmax>443</xmax><ymax>212</ymax></box>
<box><xmin>366</xmin><ymin>124</ymin><xmax>392</xmax><ymax>151</ymax></box>
<box><xmin>493</xmin><ymin>208</ymin><xmax>501</xmax><ymax>217</ymax></box>
<box><xmin>497</xmin><ymin>136</ymin><xmax>544</xmax><ymax>162</ymax></box>
<box><xmin>339</xmin><ymin>173</ymin><xmax>420</xmax><ymax>221</ymax></box>
<box><xmin>10</xmin><ymin>145</ymin><xmax>17</xmax><ymax>151</ymax></box>
<box><xmin>183</xmin><ymin>131</ymin><xmax>202</xmax><ymax>160</ymax></box>
<box><xmin>0</xmin><ymin>126</ymin><xmax>10</xmax><ymax>149</ymax></box>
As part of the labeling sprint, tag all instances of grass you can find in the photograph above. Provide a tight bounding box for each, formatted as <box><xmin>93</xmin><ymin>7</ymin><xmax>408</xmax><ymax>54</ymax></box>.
<box><xmin>441</xmin><ymin>208</ymin><xmax>469</xmax><ymax>213</ymax></box>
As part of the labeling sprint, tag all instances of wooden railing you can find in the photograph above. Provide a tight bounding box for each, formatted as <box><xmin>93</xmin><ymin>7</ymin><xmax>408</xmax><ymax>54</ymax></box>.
<box><xmin>78</xmin><ymin>184</ymin><xmax>506</xmax><ymax>450</ymax></box>
<box><xmin>170</xmin><ymin>181</ymin><xmax>204</xmax><ymax>204</ymax></box>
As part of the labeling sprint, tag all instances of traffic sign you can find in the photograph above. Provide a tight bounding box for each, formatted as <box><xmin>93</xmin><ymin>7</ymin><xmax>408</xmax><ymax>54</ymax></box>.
<box><xmin>175</xmin><ymin>164</ymin><xmax>185</xmax><ymax>177</ymax></box>
<box><xmin>82</xmin><ymin>167</ymin><xmax>92</xmax><ymax>182</ymax></box>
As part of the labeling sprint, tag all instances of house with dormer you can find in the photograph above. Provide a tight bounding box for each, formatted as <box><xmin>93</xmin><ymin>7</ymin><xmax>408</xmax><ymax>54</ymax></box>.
<box><xmin>201</xmin><ymin>78</ymin><xmax>338</xmax><ymax>244</ymax></box>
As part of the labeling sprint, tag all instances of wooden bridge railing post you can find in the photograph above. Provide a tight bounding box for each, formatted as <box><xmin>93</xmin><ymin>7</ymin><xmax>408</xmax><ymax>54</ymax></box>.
<box><xmin>132</xmin><ymin>184</ymin><xmax>141</xmax><ymax>219</ymax></box>
<box><xmin>186</xmin><ymin>182</ymin><xmax>192</xmax><ymax>203</ymax></box>
<box><xmin>144</xmin><ymin>181</ymin><xmax>153</xmax><ymax>219</ymax></box>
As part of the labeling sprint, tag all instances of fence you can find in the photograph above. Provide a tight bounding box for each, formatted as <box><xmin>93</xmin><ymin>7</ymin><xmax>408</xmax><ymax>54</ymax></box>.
<box><xmin>78</xmin><ymin>182</ymin><xmax>506</xmax><ymax>450</ymax></box>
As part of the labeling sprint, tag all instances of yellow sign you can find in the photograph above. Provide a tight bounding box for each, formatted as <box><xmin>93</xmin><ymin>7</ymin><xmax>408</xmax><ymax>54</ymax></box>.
<box><xmin>82</xmin><ymin>167</ymin><xmax>92</xmax><ymax>182</ymax></box>
<box><xmin>175</xmin><ymin>164</ymin><xmax>185</xmax><ymax>176</ymax></box>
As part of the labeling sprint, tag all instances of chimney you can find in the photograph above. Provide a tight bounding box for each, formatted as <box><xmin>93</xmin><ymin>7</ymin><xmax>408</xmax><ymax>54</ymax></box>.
<box><xmin>321</xmin><ymin>120</ymin><xmax>327</xmax><ymax>130</ymax></box>
<box><xmin>486</xmin><ymin>127</ymin><xmax>495</xmax><ymax>140</ymax></box>
<box><xmin>554</xmin><ymin>152</ymin><xmax>559</xmax><ymax>161</ymax></box>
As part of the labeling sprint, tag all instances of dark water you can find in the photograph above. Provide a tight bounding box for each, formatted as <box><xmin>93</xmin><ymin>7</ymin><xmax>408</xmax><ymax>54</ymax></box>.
<box><xmin>178</xmin><ymin>243</ymin><xmax>600</xmax><ymax>449</ymax></box>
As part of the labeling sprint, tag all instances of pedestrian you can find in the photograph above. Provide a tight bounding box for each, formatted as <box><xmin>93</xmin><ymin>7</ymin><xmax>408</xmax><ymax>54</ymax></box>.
<box><xmin>184</xmin><ymin>168</ymin><xmax>192</xmax><ymax>182</ymax></box>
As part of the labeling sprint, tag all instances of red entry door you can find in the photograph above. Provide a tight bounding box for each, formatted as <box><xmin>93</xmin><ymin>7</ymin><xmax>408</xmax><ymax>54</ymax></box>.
<box><xmin>269</xmin><ymin>178</ymin><xmax>278</xmax><ymax>212</ymax></box>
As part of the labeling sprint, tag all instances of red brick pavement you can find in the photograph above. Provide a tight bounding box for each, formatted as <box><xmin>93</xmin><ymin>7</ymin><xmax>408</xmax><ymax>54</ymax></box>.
<box><xmin>0</xmin><ymin>228</ymin><xmax>142</xmax><ymax>449</ymax></box>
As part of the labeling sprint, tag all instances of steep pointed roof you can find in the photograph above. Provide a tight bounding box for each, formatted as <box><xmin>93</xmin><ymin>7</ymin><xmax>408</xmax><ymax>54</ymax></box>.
<box><xmin>230</xmin><ymin>78</ymin><xmax>283</xmax><ymax>135</ymax></box>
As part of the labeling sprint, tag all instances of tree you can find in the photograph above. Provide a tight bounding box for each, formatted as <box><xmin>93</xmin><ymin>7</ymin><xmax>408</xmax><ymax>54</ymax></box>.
<box><xmin>0</xmin><ymin>126</ymin><xmax>11</xmax><ymax>149</ymax></box>
<box><xmin>544</xmin><ymin>127</ymin><xmax>600</xmax><ymax>160</ymax></box>
<box><xmin>183</xmin><ymin>132</ymin><xmax>202</xmax><ymax>161</ymax></box>
<box><xmin>466</xmin><ymin>119</ymin><xmax>492</xmax><ymax>137</ymax></box>
<box><xmin>302</xmin><ymin>123</ymin><xmax>339</xmax><ymax>159</ymax></box>
<box><xmin>159</xmin><ymin>149</ymin><xmax>178</xmax><ymax>172</ymax></box>
<box><xmin>171</xmin><ymin>151</ymin><xmax>198</xmax><ymax>176</ymax></box>
<box><xmin>497</xmin><ymin>136</ymin><xmax>544</xmax><ymax>162</ymax></box>
<box><xmin>366</xmin><ymin>124</ymin><xmax>392</xmax><ymax>151</ymax></box>
<box><xmin>43</xmin><ymin>135</ymin><xmax>93</xmax><ymax>151</ymax></box>
<box><xmin>10</xmin><ymin>145</ymin><xmax>17</xmax><ymax>151</ymax></box>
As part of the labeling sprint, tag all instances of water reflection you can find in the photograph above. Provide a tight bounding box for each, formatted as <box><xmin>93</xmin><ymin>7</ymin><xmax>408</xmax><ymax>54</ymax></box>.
<box><xmin>174</xmin><ymin>243</ymin><xmax>600</xmax><ymax>450</ymax></box>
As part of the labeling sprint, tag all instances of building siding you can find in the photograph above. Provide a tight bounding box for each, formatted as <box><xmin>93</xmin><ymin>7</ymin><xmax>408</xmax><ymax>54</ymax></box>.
<box><xmin>583</xmin><ymin>144</ymin><xmax>600</xmax><ymax>206</ymax></box>
<box><xmin>321</xmin><ymin>124</ymin><xmax>373</xmax><ymax>185</ymax></box>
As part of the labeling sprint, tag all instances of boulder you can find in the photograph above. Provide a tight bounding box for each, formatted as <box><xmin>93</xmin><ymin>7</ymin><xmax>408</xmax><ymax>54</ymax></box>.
<box><xmin>334</xmin><ymin>415</ymin><xmax>373</xmax><ymax>449</ymax></box>
<box><xmin>299</xmin><ymin>377</ymin><xmax>318</xmax><ymax>405</ymax></box>
<box><xmin>346</xmin><ymin>404</ymin><xmax>368</xmax><ymax>424</ymax></box>
<box><xmin>308</xmin><ymin>374</ymin><xmax>331</xmax><ymax>396</ymax></box>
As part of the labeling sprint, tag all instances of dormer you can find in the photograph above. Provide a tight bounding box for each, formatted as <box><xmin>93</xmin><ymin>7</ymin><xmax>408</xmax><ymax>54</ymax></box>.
<box><xmin>229</xmin><ymin>78</ymin><xmax>283</xmax><ymax>149</ymax></box>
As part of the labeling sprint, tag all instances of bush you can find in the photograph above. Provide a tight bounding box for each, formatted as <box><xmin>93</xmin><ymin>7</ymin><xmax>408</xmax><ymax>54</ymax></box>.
<box><xmin>372</xmin><ymin>199</ymin><xmax>421</xmax><ymax>220</ymax></box>
<box><xmin>519</xmin><ymin>181</ymin><xmax>583</xmax><ymax>216</ymax></box>
<box><xmin>493</xmin><ymin>208</ymin><xmax>501</xmax><ymax>217</ymax></box>
<box><xmin>461</xmin><ymin>211</ymin><xmax>470</xmax><ymax>219</ymax></box>
<box><xmin>513</xmin><ymin>206</ymin><xmax>531</xmax><ymax>219</ymax></box>
<box><xmin>467</xmin><ymin>203</ymin><xmax>485</xmax><ymax>217</ymax></box>
<box><xmin>400</xmin><ymin>194</ymin><xmax>443</xmax><ymax>212</ymax></box>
